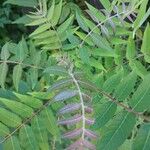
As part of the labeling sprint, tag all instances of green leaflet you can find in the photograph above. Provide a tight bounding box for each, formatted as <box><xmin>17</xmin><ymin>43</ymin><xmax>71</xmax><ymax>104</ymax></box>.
<box><xmin>118</xmin><ymin>140</ymin><xmax>132</xmax><ymax>150</ymax></box>
<box><xmin>14</xmin><ymin>93</ymin><xmax>42</xmax><ymax>109</ymax></box>
<box><xmin>12</xmin><ymin>15</ymin><xmax>33</xmax><ymax>24</ymax></box>
<box><xmin>85</xmin><ymin>2</ymin><xmax>105</xmax><ymax>21</ymax></box>
<box><xmin>99</xmin><ymin>0</ymin><xmax>111</xmax><ymax>10</ymax></box>
<box><xmin>26</xmin><ymin>18</ymin><xmax>47</xmax><ymax>26</ymax></box>
<box><xmin>79</xmin><ymin>46</ymin><xmax>90</xmax><ymax>64</ymax></box>
<box><xmin>28</xmin><ymin>68</ymin><xmax>38</xmax><ymax>89</ymax></box>
<box><xmin>76</xmin><ymin>11</ymin><xmax>89</xmax><ymax>32</ymax></box>
<box><xmin>126</xmin><ymin>37</ymin><xmax>136</xmax><ymax>60</ymax></box>
<box><xmin>4</xmin><ymin>0</ymin><xmax>37</xmax><ymax>7</ymax></box>
<box><xmin>97</xmin><ymin>111</ymin><xmax>136</xmax><ymax>150</ymax></box>
<box><xmin>34</xmin><ymin>36</ymin><xmax>59</xmax><ymax>45</ymax></box>
<box><xmin>92</xmin><ymin>101</ymin><xmax>117</xmax><ymax>129</ymax></box>
<box><xmin>0</xmin><ymin>63</ymin><xmax>8</xmax><ymax>89</ymax></box>
<box><xmin>47</xmin><ymin>0</ymin><xmax>55</xmax><ymax>20</ymax></box>
<box><xmin>18</xmin><ymin>37</ymin><xmax>28</xmax><ymax>62</ymax></box>
<box><xmin>114</xmin><ymin>72</ymin><xmax>137</xmax><ymax>101</ymax></box>
<box><xmin>105</xmin><ymin>57</ymin><xmax>114</xmax><ymax>69</ymax></box>
<box><xmin>90</xmin><ymin>33</ymin><xmax>113</xmax><ymax>51</ymax></box>
<box><xmin>132</xmin><ymin>123</ymin><xmax>150</xmax><ymax>150</ymax></box>
<box><xmin>3</xmin><ymin>136</ymin><xmax>21</xmax><ymax>150</ymax></box>
<box><xmin>141</xmin><ymin>23</ymin><xmax>150</xmax><ymax>63</ymax></box>
<box><xmin>42</xmin><ymin>42</ymin><xmax>62</xmax><ymax>50</ymax></box>
<box><xmin>75</xmin><ymin>31</ymin><xmax>94</xmax><ymax>46</ymax></box>
<box><xmin>133</xmin><ymin>0</ymin><xmax>150</xmax><ymax>37</ymax></box>
<box><xmin>0</xmin><ymin>122</ymin><xmax>10</xmax><ymax>137</ymax></box>
<box><xmin>19</xmin><ymin>125</ymin><xmax>39</xmax><ymax>150</ymax></box>
<box><xmin>51</xmin><ymin>0</ymin><xmax>62</xmax><ymax>26</ymax></box>
<box><xmin>90</xmin><ymin>58</ymin><xmax>106</xmax><ymax>71</ymax></box>
<box><xmin>41</xmin><ymin>108</ymin><xmax>60</xmax><ymax>138</ymax></box>
<box><xmin>129</xmin><ymin>60</ymin><xmax>148</xmax><ymax>79</ymax></box>
<box><xmin>114</xmin><ymin>45</ymin><xmax>123</xmax><ymax>65</ymax></box>
<box><xmin>32</xmin><ymin>30</ymin><xmax>56</xmax><ymax>39</ymax></box>
<box><xmin>0</xmin><ymin>108</ymin><xmax>22</xmax><ymax>128</ymax></box>
<box><xmin>41</xmin><ymin>0</ymin><xmax>47</xmax><ymax>17</ymax></box>
<box><xmin>44</xmin><ymin>66</ymin><xmax>68</xmax><ymax>76</ymax></box>
<box><xmin>103</xmin><ymin>69</ymin><xmax>124</xmax><ymax>93</ymax></box>
<box><xmin>92</xmin><ymin>48</ymin><xmax>118</xmax><ymax>58</ymax></box>
<box><xmin>13</xmin><ymin>65</ymin><xmax>22</xmax><ymax>91</ymax></box>
<box><xmin>0</xmin><ymin>43</ymin><xmax>10</xmax><ymax>89</ymax></box>
<box><xmin>82</xmin><ymin>16</ymin><xmax>99</xmax><ymax>33</ymax></box>
<box><xmin>31</xmin><ymin>116</ymin><xmax>49</xmax><ymax>150</ymax></box>
<box><xmin>0</xmin><ymin>98</ymin><xmax>34</xmax><ymax>118</ymax></box>
<box><xmin>1</xmin><ymin>43</ymin><xmax>10</xmax><ymax>60</ymax></box>
<box><xmin>62</xmin><ymin>43</ymin><xmax>78</xmax><ymax>50</ymax></box>
<box><xmin>129</xmin><ymin>74</ymin><xmax>150</xmax><ymax>112</ymax></box>
<box><xmin>57</xmin><ymin>15</ymin><xmax>74</xmax><ymax>34</ymax></box>
<box><xmin>111</xmin><ymin>37</ymin><xmax>127</xmax><ymax>45</ymax></box>
<box><xmin>30</xmin><ymin>23</ymin><xmax>51</xmax><ymax>37</ymax></box>
<box><xmin>59</xmin><ymin>3</ymin><xmax>70</xmax><ymax>24</ymax></box>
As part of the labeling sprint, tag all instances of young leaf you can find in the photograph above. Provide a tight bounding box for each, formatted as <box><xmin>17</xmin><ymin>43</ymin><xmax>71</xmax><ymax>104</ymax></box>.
<box><xmin>54</xmin><ymin>90</ymin><xmax>78</xmax><ymax>102</ymax></box>
<box><xmin>63</xmin><ymin>128</ymin><xmax>82</xmax><ymax>139</ymax></box>
<box><xmin>58</xmin><ymin>103</ymin><xmax>81</xmax><ymax>115</ymax></box>
<box><xmin>48</xmin><ymin>78</ymin><xmax>73</xmax><ymax>91</ymax></box>
<box><xmin>58</xmin><ymin>115</ymin><xmax>82</xmax><ymax>125</ymax></box>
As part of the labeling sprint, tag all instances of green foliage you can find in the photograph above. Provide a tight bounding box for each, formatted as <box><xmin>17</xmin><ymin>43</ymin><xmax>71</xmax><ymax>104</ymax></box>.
<box><xmin>0</xmin><ymin>0</ymin><xmax>150</xmax><ymax>149</ymax></box>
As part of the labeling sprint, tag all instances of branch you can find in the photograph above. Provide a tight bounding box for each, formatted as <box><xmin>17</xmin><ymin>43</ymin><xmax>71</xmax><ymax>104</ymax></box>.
<box><xmin>77</xmin><ymin>80</ymin><xmax>150</xmax><ymax>122</ymax></box>
<box><xmin>69</xmin><ymin>70</ymin><xmax>86</xmax><ymax>140</ymax></box>
<box><xmin>79</xmin><ymin>1</ymin><xmax>142</xmax><ymax>47</ymax></box>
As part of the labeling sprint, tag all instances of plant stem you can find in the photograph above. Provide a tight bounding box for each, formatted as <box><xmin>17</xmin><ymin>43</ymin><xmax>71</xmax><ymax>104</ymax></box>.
<box><xmin>69</xmin><ymin>71</ymin><xmax>86</xmax><ymax>140</ymax></box>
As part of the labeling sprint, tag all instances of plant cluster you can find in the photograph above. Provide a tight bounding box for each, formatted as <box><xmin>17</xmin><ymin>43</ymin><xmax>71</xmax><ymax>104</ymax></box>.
<box><xmin>0</xmin><ymin>0</ymin><xmax>150</xmax><ymax>150</ymax></box>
